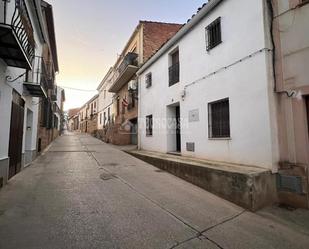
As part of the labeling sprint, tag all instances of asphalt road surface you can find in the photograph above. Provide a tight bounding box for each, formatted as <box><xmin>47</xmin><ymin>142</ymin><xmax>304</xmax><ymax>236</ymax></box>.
<box><xmin>0</xmin><ymin>133</ymin><xmax>308</xmax><ymax>249</ymax></box>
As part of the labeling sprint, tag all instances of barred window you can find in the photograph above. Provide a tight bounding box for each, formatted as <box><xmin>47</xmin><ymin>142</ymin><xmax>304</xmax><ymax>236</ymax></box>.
<box><xmin>145</xmin><ymin>72</ymin><xmax>152</xmax><ymax>88</ymax></box>
<box><xmin>169</xmin><ymin>50</ymin><xmax>179</xmax><ymax>86</ymax></box>
<box><xmin>146</xmin><ymin>115</ymin><xmax>153</xmax><ymax>136</ymax></box>
<box><xmin>208</xmin><ymin>98</ymin><xmax>230</xmax><ymax>138</ymax></box>
<box><xmin>206</xmin><ymin>17</ymin><xmax>222</xmax><ymax>51</ymax></box>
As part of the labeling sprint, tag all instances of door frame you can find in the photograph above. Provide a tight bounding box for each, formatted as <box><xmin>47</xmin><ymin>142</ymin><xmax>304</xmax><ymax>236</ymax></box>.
<box><xmin>175</xmin><ymin>106</ymin><xmax>181</xmax><ymax>152</ymax></box>
<box><xmin>8</xmin><ymin>90</ymin><xmax>25</xmax><ymax>179</ymax></box>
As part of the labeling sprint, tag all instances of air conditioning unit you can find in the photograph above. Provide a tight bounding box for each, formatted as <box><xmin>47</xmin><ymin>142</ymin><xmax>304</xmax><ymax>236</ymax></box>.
<box><xmin>128</xmin><ymin>80</ymin><xmax>137</xmax><ymax>91</ymax></box>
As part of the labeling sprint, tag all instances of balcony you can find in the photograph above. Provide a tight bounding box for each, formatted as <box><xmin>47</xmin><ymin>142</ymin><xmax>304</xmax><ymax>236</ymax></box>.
<box><xmin>109</xmin><ymin>52</ymin><xmax>138</xmax><ymax>93</ymax></box>
<box><xmin>23</xmin><ymin>56</ymin><xmax>49</xmax><ymax>98</ymax></box>
<box><xmin>169</xmin><ymin>62</ymin><xmax>180</xmax><ymax>86</ymax></box>
<box><xmin>0</xmin><ymin>0</ymin><xmax>35</xmax><ymax>69</ymax></box>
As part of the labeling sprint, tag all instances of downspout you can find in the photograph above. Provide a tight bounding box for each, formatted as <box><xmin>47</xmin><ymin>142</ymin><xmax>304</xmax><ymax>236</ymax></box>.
<box><xmin>266</xmin><ymin>0</ymin><xmax>277</xmax><ymax>92</ymax></box>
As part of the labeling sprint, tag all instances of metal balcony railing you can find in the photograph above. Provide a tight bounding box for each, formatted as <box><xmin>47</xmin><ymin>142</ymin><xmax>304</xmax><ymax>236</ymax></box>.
<box><xmin>169</xmin><ymin>62</ymin><xmax>180</xmax><ymax>86</ymax></box>
<box><xmin>109</xmin><ymin>52</ymin><xmax>139</xmax><ymax>93</ymax></box>
<box><xmin>117</xmin><ymin>52</ymin><xmax>138</xmax><ymax>76</ymax></box>
<box><xmin>0</xmin><ymin>0</ymin><xmax>35</xmax><ymax>69</ymax></box>
<box><xmin>23</xmin><ymin>56</ymin><xmax>50</xmax><ymax>98</ymax></box>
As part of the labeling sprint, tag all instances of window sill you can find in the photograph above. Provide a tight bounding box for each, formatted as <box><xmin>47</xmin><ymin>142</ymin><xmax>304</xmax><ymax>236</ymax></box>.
<box><xmin>208</xmin><ymin>137</ymin><xmax>231</xmax><ymax>140</ymax></box>
<box><xmin>146</xmin><ymin>135</ymin><xmax>153</xmax><ymax>137</ymax></box>
<box><xmin>169</xmin><ymin>82</ymin><xmax>179</xmax><ymax>87</ymax></box>
<box><xmin>206</xmin><ymin>41</ymin><xmax>222</xmax><ymax>52</ymax></box>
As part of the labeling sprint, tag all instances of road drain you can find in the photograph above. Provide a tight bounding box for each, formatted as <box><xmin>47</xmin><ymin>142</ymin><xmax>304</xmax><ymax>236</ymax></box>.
<box><xmin>100</xmin><ymin>173</ymin><xmax>117</xmax><ymax>181</ymax></box>
<box><xmin>102</xmin><ymin>163</ymin><xmax>119</xmax><ymax>167</ymax></box>
<box><xmin>155</xmin><ymin>169</ymin><xmax>165</xmax><ymax>173</ymax></box>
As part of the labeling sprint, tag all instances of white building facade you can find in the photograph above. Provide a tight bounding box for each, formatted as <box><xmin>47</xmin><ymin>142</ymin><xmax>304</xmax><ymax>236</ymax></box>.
<box><xmin>0</xmin><ymin>0</ymin><xmax>55</xmax><ymax>186</ymax></box>
<box><xmin>97</xmin><ymin>67</ymin><xmax>114</xmax><ymax>130</ymax></box>
<box><xmin>138</xmin><ymin>0</ymin><xmax>279</xmax><ymax>171</ymax></box>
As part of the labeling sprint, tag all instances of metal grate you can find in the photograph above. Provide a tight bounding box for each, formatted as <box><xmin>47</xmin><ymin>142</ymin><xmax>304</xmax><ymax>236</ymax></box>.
<box><xmin>206</xmin><ymin>17</ymin><xmax>222</xmax><ymax>51</ymax></box>
<box><xmin>169</xmin><ymin>50</ymin><xmax>180</xmax><ymax>86</ymax></box>
<box><xmin>146</xmin><ymin>115</ymin><xmax>153</xmax><ymax>136</ymax></box>
<box><xmin>145</xmin><ymin>72</ymin><xmax>152</xmax><ymax>88</ymax></box>
<box><xmin>169</xmin><ymin>63</ymin><xmax>180</xmax><ymax>86</ymax></box>
<box><xmin>186</xmin><ymin>143</ymin><xmax>195</xmax><ymax>152</ymax></box>
<box><xmin>208</xmin><ymin>98</ymin><xmax>230</xmax><ymax>138</ymax></box>
<box><xmin>277</xmin><ymin>174</ymin><xmax>303</xmax><ymax>193</ymax></box>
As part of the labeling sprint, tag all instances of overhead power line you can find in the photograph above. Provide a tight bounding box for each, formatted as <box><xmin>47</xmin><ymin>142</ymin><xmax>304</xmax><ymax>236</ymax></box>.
<box><xmin>58</xmin><ymin>86</ymin><xmax>97</xmax><ymax>92</ymax></box>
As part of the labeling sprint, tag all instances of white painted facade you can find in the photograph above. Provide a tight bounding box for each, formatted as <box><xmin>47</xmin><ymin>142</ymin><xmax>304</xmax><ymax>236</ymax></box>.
<box><xmin>0</xmin><ymin>0</ymin><xmax>51</xmax><ymax>183</ymax></box>
<box><xmin>54</xmin><ymin>86</ymin><xmax>64</xmax><ymax>131</ymax></box>
<box><xmin>97</xmin><ymin>68</ymin><xmax>115</xmax><ymax>129</ymax></box>
<box><xmin>138</xmin><ymin>0</ymin><xmax>280</xmax><ymax>171</ymax></box>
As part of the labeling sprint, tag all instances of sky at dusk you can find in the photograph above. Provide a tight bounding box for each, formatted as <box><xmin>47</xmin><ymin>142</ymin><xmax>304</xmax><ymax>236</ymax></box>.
<box><xmin>48</xmin><ymin>0</ymin><xmax>206</xmax><ymax>110</ymax></box>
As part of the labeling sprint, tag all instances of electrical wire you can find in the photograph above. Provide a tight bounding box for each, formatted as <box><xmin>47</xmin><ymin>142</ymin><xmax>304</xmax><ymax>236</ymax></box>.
<box><xmin>184</xmin><ymin>48</ymin><xmax>272</xmax><ymax>90</ymax></box>
<box><xmin>58</xmin><ymin>86</ymin><xmax>97</xmax><ymax>92</ymax></box>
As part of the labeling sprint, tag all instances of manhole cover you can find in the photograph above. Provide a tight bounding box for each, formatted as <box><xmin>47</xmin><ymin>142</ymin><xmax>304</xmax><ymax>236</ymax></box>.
<box><xmin>100</xmin><ymin>173</ymin><xmax>117</xmax><ymax>181</ymax></box>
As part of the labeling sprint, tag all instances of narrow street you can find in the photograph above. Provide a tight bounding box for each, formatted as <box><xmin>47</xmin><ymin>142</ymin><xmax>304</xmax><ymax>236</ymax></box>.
<box><xmin>0</xmin><ymin>133</ymin><xmax>308</xmax><ymax>249</ymax></box>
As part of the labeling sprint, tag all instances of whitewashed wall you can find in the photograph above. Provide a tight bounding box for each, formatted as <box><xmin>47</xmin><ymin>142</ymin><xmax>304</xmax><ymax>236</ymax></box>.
<box><xmin>97</xmin><ymin>71</ymin><xmax>114</xmax><ymax>129</ymax></box>
<box><xmin>139</xmin><ymin>0</ymin><xmax>279</xmax><ymax>171</ymax></box>
<box><xmin>0</xmin><ymin>0</ymin><xmax>46</xmax><ymax>166</ymax></box>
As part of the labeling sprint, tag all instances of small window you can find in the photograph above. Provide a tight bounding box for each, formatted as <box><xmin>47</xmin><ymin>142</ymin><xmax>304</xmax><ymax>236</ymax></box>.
<box><xmin>208</xmin><ymin>98</ymin><xmax>230</xmax><ymax>138</ymax></box>
<box><xmin>116</xmin><ymin>98</ymin><xmax>120</xmax><ymax>116</ymax></box>
<box><xmin>169</xmin><ymin>49</ymin><xmax>180</xmax><ymax>86</ymax></box>
<box><xmin>206</xmin><ymin>17</ymin><xmax>222</xmax><ymax>51</ymax></box>
<box><xmin>146</xmin><ymin>115</ymin><xmax>153</xmax><ymax>136</ymax></box>
<box><xmin>145</xmin><ymin>73</ymin><xmax>152</xmax><ymax>88</ymax></box>
<box><xmin>100</xmin><ymin>113</ymin><xmax>102</xmax><ymax>124</ymax></box>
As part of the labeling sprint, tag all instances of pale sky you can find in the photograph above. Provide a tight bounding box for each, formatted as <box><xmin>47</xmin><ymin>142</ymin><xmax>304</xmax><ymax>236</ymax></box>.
<box><xmin>48</xmin><ymin>0</ymin><xmax>206</xmax><ymax>110</ymax></box>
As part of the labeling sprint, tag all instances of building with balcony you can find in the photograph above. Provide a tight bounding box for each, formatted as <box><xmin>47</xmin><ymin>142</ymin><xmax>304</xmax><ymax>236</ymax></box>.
<box><xmin>137</xmin><ymin>0</ymin><xmax>309</xmax><ymax>209</ymax></box>
<box><xmin>106</xmin><ymin>21</ymin><xmax>182</xmax><ymax>145</ymax></box>
<box><xmin>0</xmin><ymin>0</ymin><xmax>59</xmax><ymax>188</ymax></box>
<box><xmin>79</xmin><ymin>94</ymin><xmax>99</xmax><ymax>134</ymax></box>
<box><xmin>137</xmin><ymin>0</ymin><xmax>281</xmax><ymax>208</ymax></box>
<box><xmin>36</xmin><ymin>1</ymin><xmax>60</xmax><ymax>153</ymax></box>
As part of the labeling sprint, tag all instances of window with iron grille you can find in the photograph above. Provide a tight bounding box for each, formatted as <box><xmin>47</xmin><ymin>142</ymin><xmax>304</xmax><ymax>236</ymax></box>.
<box><xmin>146</xmin><ymin>115</ymin><xmax>153</xmax><ymax>136</ymax></box>
<box><xmin>145</xmin><ymin>73</ymin><xmax>152</xmax><ymax>88</ymax></box>
<box><xmin>208</xmin><ymin>98</ymin><xmax>230</xmax><ymax>138</ymax></box>
<box><xmin>169</xmin><ymin>50</ymin><xmax>180</xmax><ymax>86</ymax></box>
<box><xmin>205</xmin><ymin>17</ymin><xmax>222</xmax><ymax>51</ymax></box>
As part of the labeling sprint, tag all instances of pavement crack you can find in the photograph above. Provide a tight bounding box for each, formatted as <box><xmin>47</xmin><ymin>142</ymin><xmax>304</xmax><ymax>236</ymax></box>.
<box><xmin>86</xmin><ymin>143</ymin><xmax>229</xmax><ymax>249</ymax></box>
<box><xmin>86</xmin><ymin>148</ymin><xmax>203</xmax><ymax>240</ymax></box>
<box><xmin>200</xmin><ymin>209</ymin><xmax>246</xmax><ymax>234</ymax></box>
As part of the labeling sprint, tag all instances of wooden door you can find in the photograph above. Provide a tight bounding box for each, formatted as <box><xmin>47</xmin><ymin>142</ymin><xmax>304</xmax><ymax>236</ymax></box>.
<box><xmin>8</xmin><ymin>92</ymin><xmax>25</xmax><ymax>179</ymax></box>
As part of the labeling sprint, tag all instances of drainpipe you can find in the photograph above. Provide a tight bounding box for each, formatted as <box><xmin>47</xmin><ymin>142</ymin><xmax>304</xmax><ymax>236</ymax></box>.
<box><xmin>266</xmin><ymin>0</ymin><xmax>277</xmax><ymax>92</ymax></box>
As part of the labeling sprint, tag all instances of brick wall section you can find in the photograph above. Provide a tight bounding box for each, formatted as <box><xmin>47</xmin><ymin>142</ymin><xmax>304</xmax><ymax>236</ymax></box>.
<box><xmin>143</xmin><ymin>21</ymin><xmax>183</xmax><ymax>62</ymax></box>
